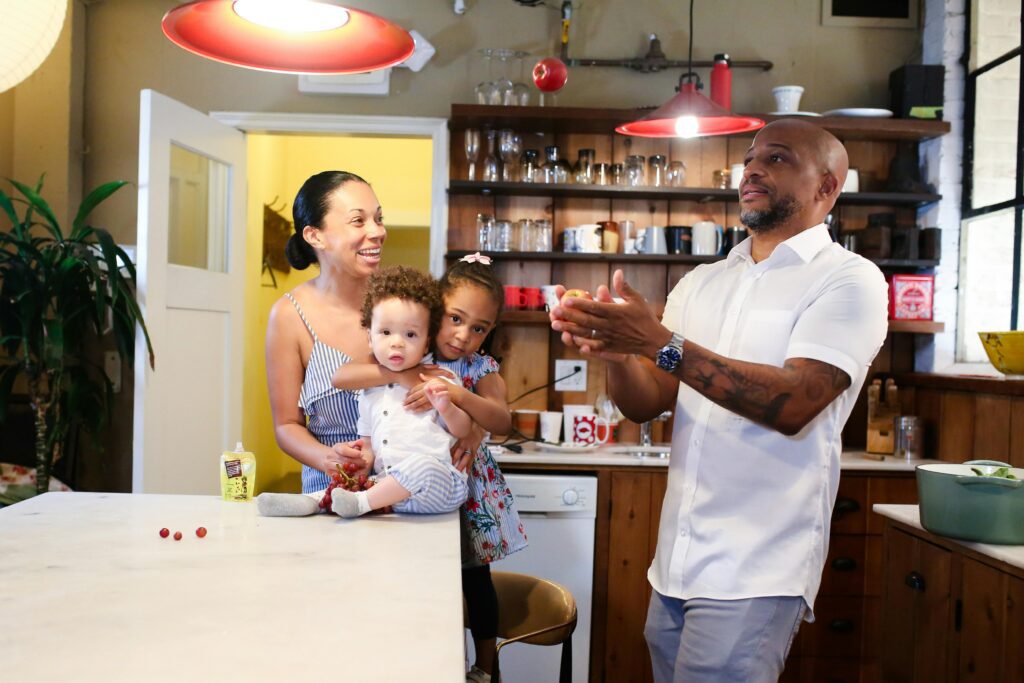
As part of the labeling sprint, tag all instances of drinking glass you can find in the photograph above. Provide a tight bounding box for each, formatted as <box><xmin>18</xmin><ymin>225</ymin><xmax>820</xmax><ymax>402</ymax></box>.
<box><xmin>520</xmin><ymin>149</ymin><xmax>540</xmax><ymax>183</ymax></box>
<box><xmin>533</xmin><ymin>219</ymin><xmax>553</xmax><ymax>251</ymax></box>
<box><xmin>611</xmin><ymin>162</ymin><xmax>625</xmax><ymax>186</ymax></box>
<box><xmin>512</xmin><ymin>54</ymin><xmax>531</xmax><ymax>106</ymax></box>
<box><xmin>475</xmin><ymin>49</ymin><xmax>499</xmax><ymax>105</ymax></box>
<box><xmin>464</xmin><ymin>129</ymin><xmax>480</xmax><ymax>181</ymax></box>
<box><xmin>542</xmin><ymin>146</ymin><xmax>569</xmax><ymax>184</ymax></box>
<box><xmin>498</xmin><ymin>129</ymin><xmax>522</xmax><ymax>182</ymax></box>
<box><xmin>594</xmin><ymin>163</ymin><xmax>611</xmax><ymax>185</ymax></box>
<box><xmin>477</xmin><ymin>213</ymin><xmax>494</xmax><ymax>251</ymax></box>
<box><xmin>492</xmin><ymin>220</ymin><xmax>513</xmax><ymax>251</ymax></box>
<box><xmin>648</xmin><ymin>155</ymin><xmax>667</xmax><ymax>187</ymax></box>
<box><xmin>494</xmin><ymin>49</ymin><xmax>516</xmax><ymax>106</ymax></box>
<box><xmin>517</xmin><ymin>219</ymin><xmax>534</xmax><ymax>251</ymax></box>
<box><xmin>482</xmin><ymin>130</ymin><xmax>501</xmax><ymax>182</ymax></box>
<box><xmin>667</xmin><ymin>160</ymin><xmax>686</xmax><ymax>187</ymax></box>
<box><xmin>574</xmin><ymin>148</ymin><xmax>595</xmax><ymax>184</ymax></box>
<box><xmin>625</xmin><ymin>155</ymin><xmax>646</xmax><ymax>186</ymax></box>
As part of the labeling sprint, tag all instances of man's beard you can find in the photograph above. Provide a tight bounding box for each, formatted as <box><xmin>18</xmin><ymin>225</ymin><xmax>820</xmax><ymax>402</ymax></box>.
<box><xmin>740</xmin><ymin>195</ymin><xmax>800</xmax><ymax>233</ymax></box>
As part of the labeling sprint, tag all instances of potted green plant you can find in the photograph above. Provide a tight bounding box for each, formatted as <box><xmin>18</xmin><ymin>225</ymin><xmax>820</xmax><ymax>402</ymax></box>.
<box><xmin>0</xmin><ymin>177</ymin><xmax>154</xmax><ymax>495</ymax></box>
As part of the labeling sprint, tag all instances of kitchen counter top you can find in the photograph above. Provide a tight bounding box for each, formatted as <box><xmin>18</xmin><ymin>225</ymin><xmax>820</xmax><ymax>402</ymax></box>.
<box><xmin>0</xmin><ymin>492</ymin><xmax>464</xmax><ymax>682</ymax></box>
<box><xmin>493</xmin><ymin>442</ymin><xmax>939</xmax><ymax>472</ymax></box>
<box><xmin>874</xmin><ymin>504</ymin><xmax>1024</xmax><ymax>571</ymax></box>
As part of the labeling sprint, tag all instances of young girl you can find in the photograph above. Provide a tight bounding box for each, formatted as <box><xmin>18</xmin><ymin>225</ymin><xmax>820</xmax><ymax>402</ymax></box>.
<box><xmin>257</xmin><ymin>266</ymin><xmax>472</xmax><ymax>518</ymax></box>
<box><xmin>332</xmin><ymin>254</ymin><xmax>527</xmax><ymax>683</ymax></box>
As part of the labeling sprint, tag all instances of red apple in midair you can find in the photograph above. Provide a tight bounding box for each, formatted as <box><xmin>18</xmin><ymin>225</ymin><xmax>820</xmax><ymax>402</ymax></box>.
<box><xmin>533</xmin><ymin>57</ymin><xmax>568</xmax><ymax>93</ymax></box>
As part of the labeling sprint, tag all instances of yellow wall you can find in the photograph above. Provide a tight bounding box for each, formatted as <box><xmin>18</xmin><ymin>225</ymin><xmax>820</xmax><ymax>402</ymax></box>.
<box><xmin>244</xmin><ymin>133</ymin><xmax>432</xmax><ymax>493</ymax></box>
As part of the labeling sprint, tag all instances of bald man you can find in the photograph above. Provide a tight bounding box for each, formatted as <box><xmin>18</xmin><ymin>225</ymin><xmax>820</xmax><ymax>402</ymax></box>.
<box><xmin>550</xmin><ymin>120</ymin><xmax>889</xmax><ymax>682</ymax></box>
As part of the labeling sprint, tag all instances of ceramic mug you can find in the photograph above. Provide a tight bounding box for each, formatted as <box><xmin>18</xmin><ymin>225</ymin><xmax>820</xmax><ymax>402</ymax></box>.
<box><xmin>503</xmin><ymin>285</ymin><xmax>526</xmax><ymax>310</ymax></box>
<box><xmin>637</xmin><ymin>226</ymin><xmax>668</xmax><ymax>254</ymax></box>
<box><xmin>522</xmin><ymin>287</ymin><xmax>544</xmax><ymax>311</ymax></box>
<box><xmin>578</xmin><ymin>224</ymin><xmax>603</xmax><ymax>253</ymax></box>
<box><xmin>571</xmin><ymin>414</ymin><xmax>611</xmax><ymax>446</ymax></box>
<box><xmin>692</xmin><ymin>221</ymin><xmax>723</xmax><ymax>256</ymax></box>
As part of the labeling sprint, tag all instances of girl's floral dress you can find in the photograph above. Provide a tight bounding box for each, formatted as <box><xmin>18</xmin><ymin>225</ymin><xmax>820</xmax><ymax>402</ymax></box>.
<box><xmin>439</xmin><ymin>353</ymin><xmax>528</xmax><ymax>564</ymax></box>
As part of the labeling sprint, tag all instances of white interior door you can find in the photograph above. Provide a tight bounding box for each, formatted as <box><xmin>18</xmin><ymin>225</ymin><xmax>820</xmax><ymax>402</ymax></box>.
<box><xmin>133</xmin><ymin>89</ymin><xmax>246</xmax><ymax>494</ymax></box>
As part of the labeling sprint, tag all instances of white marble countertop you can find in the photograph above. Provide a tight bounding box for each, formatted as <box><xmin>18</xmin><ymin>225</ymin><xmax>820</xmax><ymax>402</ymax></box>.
<box><xmin>493</xmin><ymin>442</ymin><xmax>939</xmax><ymax>472</ymax></box>
<box><xmin>874</xmin><ymin>504</ymin><xmax>1024</xmax><ymax>571</ymax></box>
<box><xmin>0</xmin><ymin>492</ymin><xmax>464</xmax><ymax>682</ymax></box>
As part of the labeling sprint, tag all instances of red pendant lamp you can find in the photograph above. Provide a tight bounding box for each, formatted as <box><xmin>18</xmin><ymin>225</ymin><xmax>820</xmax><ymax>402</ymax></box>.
<box><xmin>162</xmin><ymin>0</ymin><xmax>415</xmax><ymax>74</ymax></box>
<box><xmin>616</xmin><ymin>0</ymin><xmax>763</xmax><ymax>138</ymax></box>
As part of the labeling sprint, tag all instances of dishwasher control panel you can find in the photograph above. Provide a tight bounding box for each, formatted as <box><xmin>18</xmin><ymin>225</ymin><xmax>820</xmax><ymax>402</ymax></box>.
<box><xmin>503</xmin><ymin>474</ymin><xmax>597</xmax><ymax>514</ymax></box>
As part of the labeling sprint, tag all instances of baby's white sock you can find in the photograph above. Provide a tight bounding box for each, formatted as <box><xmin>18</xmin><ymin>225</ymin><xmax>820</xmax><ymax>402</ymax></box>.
<box><xmin>331</xmin><ymin>489</ymin><xmax>372</xmax><ymax>518</ymax></box>
<box><xmin>256</xmin><ymin>492</ymin><xmax>320</xmax><ymax>517</ymax></box>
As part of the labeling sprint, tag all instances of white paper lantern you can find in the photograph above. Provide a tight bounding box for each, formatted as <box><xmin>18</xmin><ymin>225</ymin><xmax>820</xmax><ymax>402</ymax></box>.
<box><xmin>0</xmin><ymin>0</ymin><xmax>67</xmax><ymax>94</ymax></box>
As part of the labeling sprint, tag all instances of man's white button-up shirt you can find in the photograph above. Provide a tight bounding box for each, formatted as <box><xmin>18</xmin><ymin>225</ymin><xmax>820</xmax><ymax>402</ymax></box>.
<box><xmin>649</xmin><ymin>224</ymin><xmax>888</xmax><ymax>618</ymax></box>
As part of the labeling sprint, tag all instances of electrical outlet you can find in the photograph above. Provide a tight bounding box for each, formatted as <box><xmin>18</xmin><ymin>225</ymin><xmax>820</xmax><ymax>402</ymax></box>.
<box><xmin>554</xmin><ymin>359</ymin><xmax>587</xmax><ymax>392</ymax></box>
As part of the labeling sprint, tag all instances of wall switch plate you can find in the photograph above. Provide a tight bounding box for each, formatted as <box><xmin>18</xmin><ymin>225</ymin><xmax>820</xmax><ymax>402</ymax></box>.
<box><xmin>104</xmin><ymin>351</ymin><xmax>122</xmax><ymax>393</ymax></box>
<box><xmin>554</xmin><ymin>359</ymin><xmax>587</xmax><ymax>392</ymax></box>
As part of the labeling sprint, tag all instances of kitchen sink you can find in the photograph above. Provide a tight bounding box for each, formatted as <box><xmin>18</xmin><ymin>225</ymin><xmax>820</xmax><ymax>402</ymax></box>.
<box><xmin>606</xmin><ymin>445</ymin><xmax>671</xmax><ymax>459</ymax></box>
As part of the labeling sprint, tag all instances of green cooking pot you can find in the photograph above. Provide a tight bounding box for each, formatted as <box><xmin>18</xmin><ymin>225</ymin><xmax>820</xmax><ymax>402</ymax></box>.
<box><xmin>916</xmin><ymin>460</ymin><xmax>1024</xmax><ymax>545</ymax></box>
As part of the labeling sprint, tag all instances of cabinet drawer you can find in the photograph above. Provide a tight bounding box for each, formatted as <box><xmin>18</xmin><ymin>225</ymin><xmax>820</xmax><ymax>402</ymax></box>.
<box><xmin>801</xmin><ymin>596</ymin><xmax>864</xmax><ymax>658</ymax></box>
<box><xmin>821</xmin><ymin>535</ymin><xmax>867</xmax><ymax>596</ymax></box>
<box><xmin>799</xmin><ymin>656</ymin><xmax>862</xmax><ymax>683</ymax></box>
<box><xmin>832</xmin><ymin>477</ymin><xmax>867</xmax><ymax>535</ymax></box>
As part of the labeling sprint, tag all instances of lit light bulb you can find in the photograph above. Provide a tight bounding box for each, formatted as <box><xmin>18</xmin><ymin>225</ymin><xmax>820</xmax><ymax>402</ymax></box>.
<box><xmin>674</xmin><ymin>116</ymin><xmax>699</xmax><ymax>138</ymax></box>
<box><xmin>233</xmin><ymin>0</ymin><xmax>349</xmax><ymax>32</ymax></box>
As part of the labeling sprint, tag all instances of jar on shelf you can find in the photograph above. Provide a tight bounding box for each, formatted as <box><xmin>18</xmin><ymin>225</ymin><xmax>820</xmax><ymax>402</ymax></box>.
<box><xmin>520</xmin><ymin>149</ymin><xmax>540</xmax><ymax>183</ymax></box>
<box><xmin>625</xmin><ymin>155</ymin><xmax>646</xmax><ymax>186</ymax></box>
<box><xmin>611</xmin><ymin>162</ymin><xmax>625</xmax><ymax>186</ymax></box>
<box><xmin>574</xmin><ymin>148</ymin><xmax>595</xmax><ymax>184</ymax></box>
<box><xmin>542</xmin><ymin>146</ymin><xmax>570</xmax><ymax>184</ymax></box>
<box><xmin>667</xmin><ymin>160</ymin><xmax>686</xmax><ymax>187</ymax></box>
<box><xmin>533</xmin><ymin>218</ymin><xmax>553</xmax><ymax>251</ymax></box>
<box><xmin>476</xmin><ymin>213</ymin><xmax>494</xmax><ymax>251</ymax></box>
<box><xmin>594</xmin><ymin>162</ymin><xmax>611</xmax><ymax>186</ymax></box>
<box><xmin>648</xmin><ymin>155</ymin><xmax>667</xmax><ymax>187</ymax></box>
<box><xmin>491</xmin><ymin>219</ymin><xmax>513</xmax><ymax>251</ymax></box>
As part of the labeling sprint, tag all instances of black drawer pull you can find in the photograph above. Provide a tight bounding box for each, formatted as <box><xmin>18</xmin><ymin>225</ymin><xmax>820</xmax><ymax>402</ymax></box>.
<box><xmin>905</xmin><ymin>571</ymin><xmax>926</xmax><ymax>592</ymax></box>
<box><xmin>832</xmin><ymin>497</ymin><xmax>860</xmax><ymax>519</ymax></box>
<box><xmin>831</xmin><ymin>556</ymin><xmax>857</xmax><ymax>572</ymax></box>
<box><xmin>828</xmin><ymin>619</ymin><xmax>855</xmax><ymax>632</ymax></box>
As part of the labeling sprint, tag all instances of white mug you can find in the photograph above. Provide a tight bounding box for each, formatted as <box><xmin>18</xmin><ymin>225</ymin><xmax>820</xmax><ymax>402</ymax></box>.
<box><xmin>539</xmin><ymin>411</ymin><xmax>563</xmax><ymax>443</ymax></box>
<box><xmin>842</xmin><ymin>168</ymin><xmax>860</xmax><ymax>193</ymax></box>
<box><xmin>729</xmin><ymin>163</ymin><xmax>744</xmax><ymax>189</ymax></box>
<box><xmin>637</xmin><ymin>226</ymin><xmax>668</xmax><ymax>254</ymax></box>
<box><xmin>578</xmin><ymin>224</ymin><xmax>603</xmax><ymax>253</ymax></box>
<box><xmin>692</xmin><ymin>221</ymin><xmax>723</xmax><ymax>256</ymax></box>
<box><xmin>570</xmin><ymin>414</ymin><xmax>610</xmax><ymax>446</ymax></box>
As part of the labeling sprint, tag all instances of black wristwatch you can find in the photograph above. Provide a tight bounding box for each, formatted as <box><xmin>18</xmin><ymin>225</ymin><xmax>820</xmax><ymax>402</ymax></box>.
<box><xmin>655</xmin><ymin>331</ymin><xmax>685</xmax><ymax>373</ymax></box>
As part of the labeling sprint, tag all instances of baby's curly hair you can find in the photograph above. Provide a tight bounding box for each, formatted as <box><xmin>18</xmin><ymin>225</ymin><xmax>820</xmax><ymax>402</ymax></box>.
<box><xmin>360</xmin><ymin>266</ymin><xmax>443</xmax><ymax>339</ymax></box>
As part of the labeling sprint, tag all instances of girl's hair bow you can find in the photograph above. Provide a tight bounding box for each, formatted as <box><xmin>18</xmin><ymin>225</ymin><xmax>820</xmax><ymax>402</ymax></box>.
<box><xmin>459</xmin><ymin>252</ymin><xmax>493</xmax><ymax>265</ymax></box>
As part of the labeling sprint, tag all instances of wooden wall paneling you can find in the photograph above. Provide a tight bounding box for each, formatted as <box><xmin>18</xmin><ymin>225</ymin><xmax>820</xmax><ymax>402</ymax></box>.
<box><xmin>666</xmin><ymin>264</ymin><xmax>697</xmax><ymax>296</ymax></box>
<box><xmin>726</xmin><ymin>135</ymin><xmax>754</xmax><ymax>165</ymax></box>
<box><xmin>589</xmin><ymin>469</ymin><xmax>613</xmax><ymax>683</ymax></box>
<box><xmin>519</xmin><ymin>130</ymin><xmax>555</xmax><ymax>166</ymax></box>
<box><xmin>1005</xmin><ymin>575</ymin><xmax>1024</xmax><ymax>682</ymax></box>
<box><xmin>668</xmin><ymin>199</ymin><xmax>712</xmax><ymax>228</ymax></box>
<box><xmin>448</xmin><ymin>195</ymin><xmax>496</xmax><ymax>250</ymax></box>
<box><xmin>612</xmin><ymin>198</ymin><xmax>669</xmax><ymax>230</ymax></box>
<box><xmin>972</xmin><ymin>394</ymin><xmax>1012</xmax><ymax>461</ymax></box>
<box><xmin>450</xmin><ymin>136</ymin><xmax>469</xmax><ymax>181</ymax></box>
<box><xmin>866</xmin><ymin>476</ymin><xmax>918</xmax><ymax>535</ymax></box>
<box><xmin>495</xmin><ymin>194</ymin><xmax>550</xmax><ymax>223</ymax></box>
<box><xmin>939</xmin><ymin>392</ymin><xmax>976</xmax><ymax>462</ymax></box>
<box><xmin>605</xmin><ymin>472</ymin><xmax>655</xmax><ymax>683</ymax></box>
<box><xmin>492</xmin><ymin>325</ymin><xmax>551</xmax><ymax>412</ymax></box>
<box><xmin>612</xmin><ymin>135</ymin><xmax>671</xmax><ymax>166</ymax></box>
<box><xmin>915</xmin><ymin>388</ymin><xmax>944</xmax><ymax>459</ymax></box>
<box><xmin>493</xmin><ymin>259</ymin><xmax>550</xmax><ymax>288</ymax></box>
<box><xmin>1008</xmin><ymin>398</ymin><xmax>1024</xmax><ymax>468</ymax></box>
<box><xmin>844</xmin><ymin>141</ymin><xmax>895</xmax><ymax>192</ymax></box>
<box><xmin>890</xmin><ymin>332</ymin><xmax>916</xmax><ymax>373</ymax></box>
<box><xmin>612</xmin><ymin>261</ymin><xmax>668</xmax><ymax>307</ymax></box>
<box><xmin>698</xmin><ymin>136</ymin><xmax>729</xmax><ymax>189</ymax></box>
<box><xmin>559</xmin><ymin>132</ymin><xmax>613</xmax><ymax>169</ymax></box>
<box><xmin>552</xmin><ymin>196</ymin><xmax>610</xmax><ymax>241</ymax></box>
<box><xmin>669</xmin><ymin>138</ymin><xmax>703</xmax><ymax>187</ymax></box>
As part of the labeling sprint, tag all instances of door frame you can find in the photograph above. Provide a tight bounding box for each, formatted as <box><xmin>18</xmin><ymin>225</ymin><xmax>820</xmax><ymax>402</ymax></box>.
<box><xmin>209</xmin><ymin>112</ymin><xmax>449</xmax><ymax>276</ymax></box>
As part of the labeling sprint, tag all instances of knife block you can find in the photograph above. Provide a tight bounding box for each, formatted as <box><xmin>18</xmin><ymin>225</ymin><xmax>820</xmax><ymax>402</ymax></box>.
<box><xmin>866</xmin><ymin>379</ymin><xmax>899</xmax><ymax>456</ymax></box>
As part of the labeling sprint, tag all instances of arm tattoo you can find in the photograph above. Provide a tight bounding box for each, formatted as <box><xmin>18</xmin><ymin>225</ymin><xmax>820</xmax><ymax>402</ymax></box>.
<box><xmin>679</xmin><ymin>345</ymin><xmax>850</xmax><ymax>433</ymax></box>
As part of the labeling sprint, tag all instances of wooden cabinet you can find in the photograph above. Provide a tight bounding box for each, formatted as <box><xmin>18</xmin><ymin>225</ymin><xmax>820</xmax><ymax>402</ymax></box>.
<box><xmin>879</xmin><ymin>517</ymin><xmax>1024</xmax><ymax>683</ymax></box>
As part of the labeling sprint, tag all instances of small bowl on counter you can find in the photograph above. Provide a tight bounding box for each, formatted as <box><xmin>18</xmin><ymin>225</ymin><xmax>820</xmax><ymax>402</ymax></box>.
<box><xmin>978</xmin><ymin>331</ymin><xmax>1024</xmax><ymax>378</ymax></box>
<box><xmin>916</xmin><ymin>459</ymin><xmax>1024</xmax><ymax>545</ymax></box>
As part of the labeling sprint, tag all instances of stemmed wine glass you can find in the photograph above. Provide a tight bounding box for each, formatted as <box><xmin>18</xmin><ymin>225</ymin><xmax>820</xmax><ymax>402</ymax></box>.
<box><xmin>481</xmin><ymin>130</ymin><xmax>501</xmax><ymax>182</ymax></box>
<box><xmin>498</xmin><ymin>130</ymin><xmax>522</xmax><ymax>182</ymax></box>
<box><xmin>475</xmin><ymin>49</ymin><xmax>499</xmax><ymax>105</ymax></box>
<box><xmin>513</xmin><ymin>54</ymin><xmax>531</xmax><ymax>106</ymax></box>
<box><xmin>464</xmin><ymin>129</ymin><xmax>481</xmax><ymax>181</ymax></box>
<box><xmin>493</xmin><ymin>49</ymin><xmax>515</xmax><ymax>106</ymax></box>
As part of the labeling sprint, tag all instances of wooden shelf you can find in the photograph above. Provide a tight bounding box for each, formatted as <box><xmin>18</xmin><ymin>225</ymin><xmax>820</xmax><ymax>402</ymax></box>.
<box><xmin>501</xmin><ymin>310</ymin><xmax>943</xmax><ymax>335</ymax></box>
<box><xmin>447</xmin><ymin>250</ymin><xmax>939</xmax><ymax>269</ymax></box>
<box><xmin>887</xmin><ymin>320</ymin><xmax>945</xmax><ymax>334</ymax></box>
<box><xmin>449</xmin><ymin>180</ymin><xmax>940</xmax><ymax>207</ymax></box>
<box><xmin>450</xmin><ymin>104</ymin><xmax>951</xmax><ymax>141</ymax></box>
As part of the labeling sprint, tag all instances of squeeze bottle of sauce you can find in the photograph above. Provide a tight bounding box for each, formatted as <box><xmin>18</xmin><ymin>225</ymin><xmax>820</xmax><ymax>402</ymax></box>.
<box><xmin>710</xmin><ymin>53</ymin><xmax>732</xmax><ymax>110</ymax></box>
<box><xmin>220</xmin><ymin>442</ymin><xmax>256</xmax><ymax>502</ymax></box>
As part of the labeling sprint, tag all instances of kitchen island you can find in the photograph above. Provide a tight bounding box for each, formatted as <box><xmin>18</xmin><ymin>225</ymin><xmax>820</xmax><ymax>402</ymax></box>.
<box><xmin>0</xmin><ymin>492</ymin><xmax>464</xmax><ymax>682</ymax></box>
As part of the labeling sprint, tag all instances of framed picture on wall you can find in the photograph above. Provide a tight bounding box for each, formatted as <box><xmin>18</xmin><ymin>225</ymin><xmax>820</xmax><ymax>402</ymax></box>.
<box><xmin>821</xmin><ymin>0</ymin><xmax>919</xmax><ymax>28</ymax></box>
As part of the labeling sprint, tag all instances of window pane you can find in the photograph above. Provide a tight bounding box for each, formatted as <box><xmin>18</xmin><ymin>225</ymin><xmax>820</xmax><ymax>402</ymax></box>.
<box><xmin>168</xmin><ymin>144</ymin><xmax>229</xmax><ymax>272</ymax></box>
<box><xmin>972</xmin><ymin>56</ymin><xmax>1020</xmax><ymax>208</ymax></box>
<box><xmin>958</xmin><ymin>210</ymin><xmax>1015</xmax><ymax>362</ymax></box>
<box><xmin>972</xmin><ymin>0</ymin><xmax>1021</xmax><ymax>68</ymax></box>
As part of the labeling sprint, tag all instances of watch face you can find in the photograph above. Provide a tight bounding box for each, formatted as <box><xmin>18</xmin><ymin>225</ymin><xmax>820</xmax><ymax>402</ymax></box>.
<box><xmin>657</xmin><ymin>346</ymin><xmax>682</xmax><ymax>370</ymax></box>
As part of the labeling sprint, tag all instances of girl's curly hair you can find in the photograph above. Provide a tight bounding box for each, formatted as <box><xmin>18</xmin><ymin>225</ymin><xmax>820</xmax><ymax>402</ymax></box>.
<box><xmin>360</xmin><ymin>266</ymin><xmax>442</xmax><ymax>339</ymax></box>
<box><xmin>439</xmin><ymin>259</ymin><xmax>504</xmax><ymax>315</ymax></box>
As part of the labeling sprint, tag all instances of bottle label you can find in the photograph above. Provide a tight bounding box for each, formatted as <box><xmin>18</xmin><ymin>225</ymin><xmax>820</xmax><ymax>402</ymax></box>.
<box><xmin>224</xmin><ymin>459</ymin><xmax>243</xmax><ymax>478</ymax></box>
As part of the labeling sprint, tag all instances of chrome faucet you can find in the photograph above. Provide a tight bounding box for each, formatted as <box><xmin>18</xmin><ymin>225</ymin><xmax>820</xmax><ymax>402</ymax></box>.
<box><xmin>639</xmin><ymin>420</ymin><xmax>652</xmax><ymax>447</ymax></box>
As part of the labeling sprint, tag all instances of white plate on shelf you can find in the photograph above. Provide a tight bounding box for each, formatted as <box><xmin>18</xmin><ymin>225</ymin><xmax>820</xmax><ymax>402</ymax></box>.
<box><xmin>822</xmin><ymin>108</ymin><xmax>893</xmax><ymax>118</ymax></box>
<box><xmin>768</xmin><ymin>111</ymin><xmax>822</xmax><ymax>117</ymax></box>
<box><xmin>536</xmin><ymin>442</ymin><xmax>601</xmax><ymax>453</ymax></box>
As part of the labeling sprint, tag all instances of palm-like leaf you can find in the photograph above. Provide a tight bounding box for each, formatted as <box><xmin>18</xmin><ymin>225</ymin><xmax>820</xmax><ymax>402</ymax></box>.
<box><xmin>0</xmin><ymin>176</ymin><xmax>153</xmax><ymax>494</ymax></box>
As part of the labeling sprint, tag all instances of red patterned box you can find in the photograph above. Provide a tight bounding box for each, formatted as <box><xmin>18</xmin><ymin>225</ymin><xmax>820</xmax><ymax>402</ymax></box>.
<box><xmin>889</xmin><ymin>274</ymin><xmax>934</xmax><ymax>320</ymax></box>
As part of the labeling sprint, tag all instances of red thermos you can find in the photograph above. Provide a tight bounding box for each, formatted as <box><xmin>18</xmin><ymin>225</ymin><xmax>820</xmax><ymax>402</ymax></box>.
<box><xmin>710</xmin><ymin>53</ymin><xmax>732</xmax><ymax>110</ymax></box>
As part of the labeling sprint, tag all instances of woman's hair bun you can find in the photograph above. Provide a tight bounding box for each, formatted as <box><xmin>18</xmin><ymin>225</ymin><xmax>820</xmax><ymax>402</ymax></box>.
<box><xmin>285</xmin><ymin>233</ymin><xmax>315</xmax><ymax>270</ymax></box>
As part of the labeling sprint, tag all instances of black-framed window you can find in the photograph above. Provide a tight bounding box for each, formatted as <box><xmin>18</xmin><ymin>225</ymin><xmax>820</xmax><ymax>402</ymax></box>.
<box><xmin>958</xmin><ymin>0</ymin><xmax>1023</xmax><ymax>362</ymax></box>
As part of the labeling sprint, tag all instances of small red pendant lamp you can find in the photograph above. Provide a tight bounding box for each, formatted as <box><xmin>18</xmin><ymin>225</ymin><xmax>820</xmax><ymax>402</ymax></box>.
<box><xmin>616</xmin><ymin>0</ymin><xmax>763</xmax><ymax>138</ymax></box>
<box><xmin>161</xmin><ymin>0</ymin><xmax>415</xmax><ymax>74</ymax></box>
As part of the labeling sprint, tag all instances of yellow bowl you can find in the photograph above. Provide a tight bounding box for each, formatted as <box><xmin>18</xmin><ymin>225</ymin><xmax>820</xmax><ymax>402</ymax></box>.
<box><xmin>978</xmin><ymin>331</ymin><xmax>1024</xmax><ymax>378</ymax></box>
